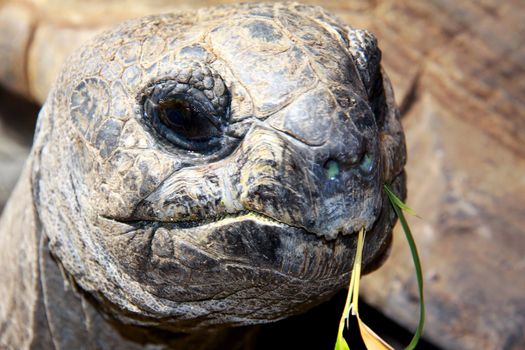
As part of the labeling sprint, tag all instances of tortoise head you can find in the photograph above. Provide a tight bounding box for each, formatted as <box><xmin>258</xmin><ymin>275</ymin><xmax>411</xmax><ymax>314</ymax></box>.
<box><xmin>32</xmin><ymin>3</ymin><xmax>405</xmax><ymax>331</ymax></box>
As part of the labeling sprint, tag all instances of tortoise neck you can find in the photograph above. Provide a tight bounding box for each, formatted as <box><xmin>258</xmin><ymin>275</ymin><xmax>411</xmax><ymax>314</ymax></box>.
<box><xmin>0</xmin><ymin>160</ymin><xmax>52</xmax><ymax>349</ymax></box>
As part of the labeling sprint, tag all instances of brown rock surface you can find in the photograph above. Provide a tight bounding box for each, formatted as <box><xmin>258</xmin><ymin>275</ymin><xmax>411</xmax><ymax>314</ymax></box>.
<box><xmin>0</xmin><ymin>0</ymin><xmax>523</xmax><ymax>349</ymax></box>
<box><xmin>359</xmin><ymin>1</ymin><xmax>525</xmax><ymax>349</ymax></box>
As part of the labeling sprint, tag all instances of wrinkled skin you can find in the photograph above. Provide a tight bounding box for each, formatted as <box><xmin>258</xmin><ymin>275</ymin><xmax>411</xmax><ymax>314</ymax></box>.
<box><xmin>0</xmin><ymin>1</ymin><xmax>405</xmax><ymax>346</ymax></box>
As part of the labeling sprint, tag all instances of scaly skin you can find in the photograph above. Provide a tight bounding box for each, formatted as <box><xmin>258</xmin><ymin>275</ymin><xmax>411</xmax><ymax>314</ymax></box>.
<box><xmin>0</xmin><ymin>2</ymin><xmax>405</xmax><ymax>348</ymax></box>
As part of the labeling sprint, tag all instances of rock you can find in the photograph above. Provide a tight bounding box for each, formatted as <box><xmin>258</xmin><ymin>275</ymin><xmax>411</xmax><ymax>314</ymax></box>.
<box><xmin>360</xmin><ymin>1</ymin><xmax>525</xmax><ymax>349</ymax></box>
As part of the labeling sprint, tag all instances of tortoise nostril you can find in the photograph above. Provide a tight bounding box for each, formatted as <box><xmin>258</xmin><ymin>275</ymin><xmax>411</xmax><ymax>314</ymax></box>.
<box><xmin>324</xmin><ymin>159</ymin><xmax>340</xmax><ymax>180</ymax></box>
<box><xmin>358</xmin><ymin>151</ymin><xmax>374</xmax><ymax>174</ymax></box>
<box><xmin>322</xmin><ymin>147</ymin><xmax>374</xmax><ymax>180</ymax></box>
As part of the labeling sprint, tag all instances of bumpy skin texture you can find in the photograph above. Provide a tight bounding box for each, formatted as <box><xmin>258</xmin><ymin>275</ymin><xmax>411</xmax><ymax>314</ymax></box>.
<box><xmin>7</xmin><ymin>1</ymin><xmax>405</xmax><ymax>341</ymax></box>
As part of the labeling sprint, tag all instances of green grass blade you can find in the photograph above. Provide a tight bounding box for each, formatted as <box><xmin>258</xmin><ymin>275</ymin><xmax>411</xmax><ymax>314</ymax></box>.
<box><xmin>351</xmin><ymin>228</ymin><xmax>365</xmax><ymax>315</ymax></box>
<box><xmin>384</xmin><ymin>184</ymin><xmax>425</xmax><ymax>350</ymax></box>
<box><xmin>345</xmin><ymin>262</ymin><xmax>357</xmax><ymax>327</ymax></box>
<box><xmin>334</xmin><ymin>229</ymin><xmax>365</xmax><ymax>350</ymax></box>
<box><xmin>335</xmin><ymin>334</ymin><xmax>350</xmax><ymax>350</ymax></box>
<box><xmin>383</xmin><ymin>185</ymin><xmax>418</xmax><ymax>216</ymax></box>
<box><xmin>335</xmin><ymin>282</ymin><xmax>353</xmax><ymax>350</ymax></box>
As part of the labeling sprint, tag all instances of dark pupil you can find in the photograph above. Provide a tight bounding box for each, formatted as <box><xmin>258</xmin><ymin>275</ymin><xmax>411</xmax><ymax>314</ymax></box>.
<box><xmin>160</xmin><ymin>100</ymin><xmax>217</xmax><ymax>141</ymax></box>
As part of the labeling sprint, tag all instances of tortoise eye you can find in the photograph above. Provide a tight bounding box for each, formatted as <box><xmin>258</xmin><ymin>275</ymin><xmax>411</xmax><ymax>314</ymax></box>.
<box><xmin>158</xmin><ymin>96</ymin><xmax>221</xmax><ymax>144</ymax></box>
<box><xmin>141</xmin><ymin>64</ymin><xmax>230</xmax><ymax>153</ymax></box>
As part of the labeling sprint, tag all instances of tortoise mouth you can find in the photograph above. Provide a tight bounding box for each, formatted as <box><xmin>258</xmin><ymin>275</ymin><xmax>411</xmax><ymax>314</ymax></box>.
<box><xmin>101</xmin><ymin>209</ymin><xmax>352</xmax><ymax>238</ymax></box>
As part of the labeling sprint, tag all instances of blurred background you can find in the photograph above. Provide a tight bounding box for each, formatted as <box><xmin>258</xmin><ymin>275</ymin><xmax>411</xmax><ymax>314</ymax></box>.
<box><xmin>1</xmin><ymin>1</ymin><xmax>524</xmax><ymax>349</ymax></box>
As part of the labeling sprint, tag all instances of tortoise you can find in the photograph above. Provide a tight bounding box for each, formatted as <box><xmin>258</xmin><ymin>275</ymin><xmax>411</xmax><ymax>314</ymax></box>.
<box><xmin>0</xmin><ymin>2</ymin><xmax>407</xmax><ymax>349</ymax></box>
<box><xmin>1</xmin><ymin>1</ymin><xmax>524</xmax><ymax>349</ymax></box>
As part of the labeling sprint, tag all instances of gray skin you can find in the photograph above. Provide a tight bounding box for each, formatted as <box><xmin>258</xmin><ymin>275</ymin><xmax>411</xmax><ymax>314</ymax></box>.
<box><xmin>0</xmin><ymin>2</ymin><xmax>406</xmax><ymax>349</ymax></box>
